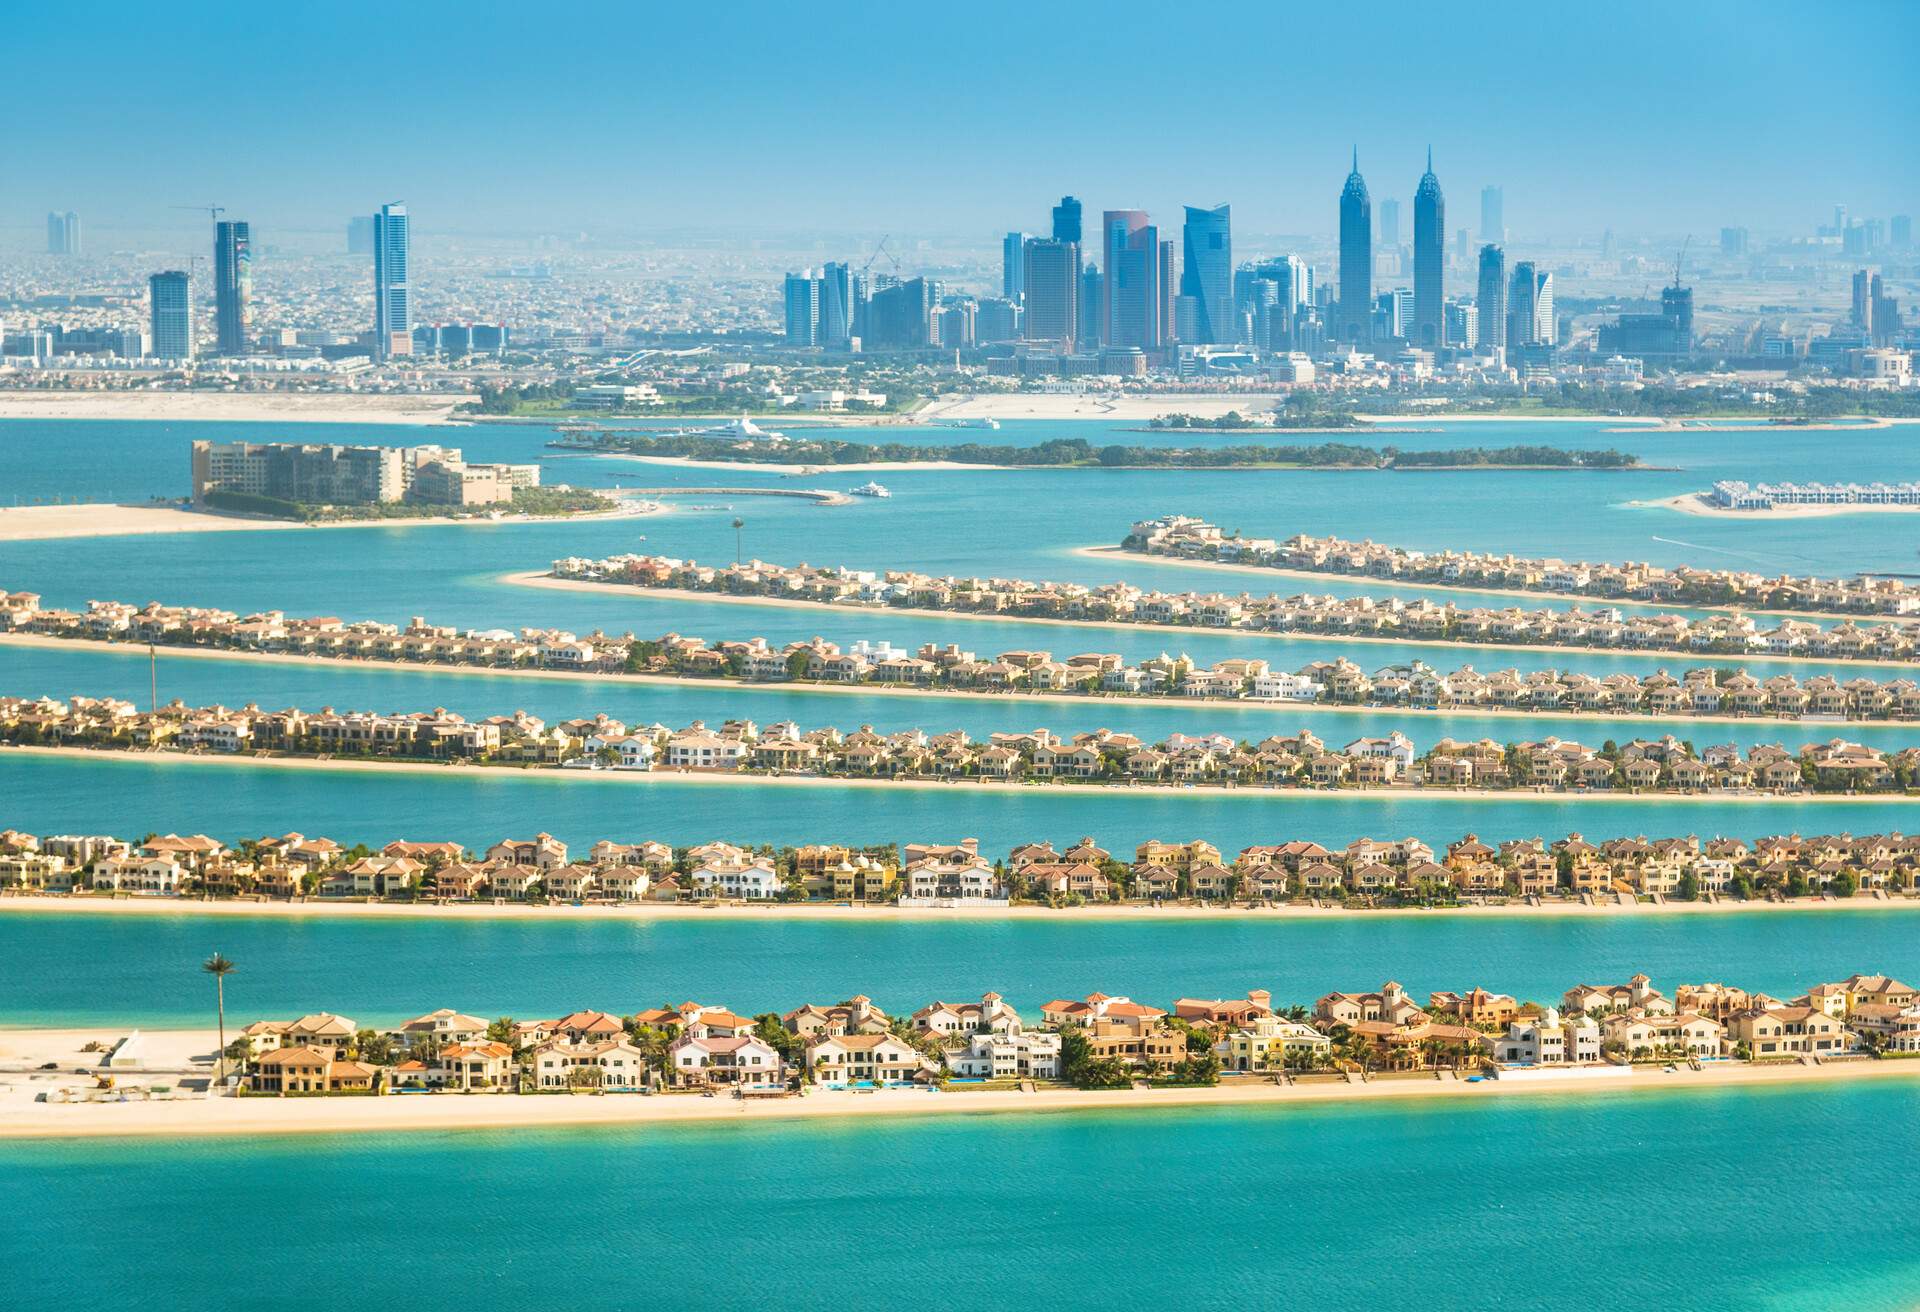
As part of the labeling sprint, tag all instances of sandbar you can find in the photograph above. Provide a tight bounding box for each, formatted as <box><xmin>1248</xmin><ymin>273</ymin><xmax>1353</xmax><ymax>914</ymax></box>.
<box><xmin>0</xmin><ymin>391</ymin><xmax>467</xmax><ymax>425</ymax></box>
<box><xmin>0</xmin><ymin>497</ymin><xmax>659</xmax><ymax>544</ymax></box>
<box><xmin>1641</xmin><ymin>493</ymin><xmax>1920</xmax><ymax>521</ymax></box>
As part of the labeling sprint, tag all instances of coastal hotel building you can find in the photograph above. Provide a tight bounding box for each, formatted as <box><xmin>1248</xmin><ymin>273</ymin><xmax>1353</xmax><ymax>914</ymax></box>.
<box><xmin>190</xmin><ymin>439</ymin><xmax>540</xmax><ymax>507</ymax></box>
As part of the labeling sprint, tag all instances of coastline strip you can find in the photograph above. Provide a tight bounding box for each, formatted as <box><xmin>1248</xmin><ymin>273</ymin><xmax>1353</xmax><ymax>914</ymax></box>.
<box><xmin>4</xmin><ymin>743</ymin><xmax>1911</xmax><ymax>807</ymax></box>
<box><xmin>2</xmin><ymin>889</ymin><xmax>1915</xmax><ymax>925</ymax></box>
<box><xmin>4</xmin><ymin>1054</ymin><xmax>1917</xmax><ymax>1142</ymax></box>
<box><xmin>507</xmin><ymin>572</ymin><xmax>1920</xmax><ymax>672</ymax></box>
<box><xmin>1078</xmin><ymin>546</ymin><xmax>1896</xmax><ymax>625</ymax></box>
<box><xmin>8</xmin><ymin>631</ymin><xmax>1909</xmax><ymax>733</ymax></box>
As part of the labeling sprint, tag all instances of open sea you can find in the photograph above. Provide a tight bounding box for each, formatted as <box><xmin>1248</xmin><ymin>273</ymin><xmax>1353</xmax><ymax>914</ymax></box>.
<box><xmin>4</xmin><ymin>413</ymin><xmax>1920</xmax><ymax>1307</ymax></box>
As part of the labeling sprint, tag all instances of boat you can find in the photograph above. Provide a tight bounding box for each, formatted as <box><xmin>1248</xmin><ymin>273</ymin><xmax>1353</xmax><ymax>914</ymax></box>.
<box><xmin>849</xmin><ymin>481</ymin><xmax>891</xmax><ymax>499</ymax></box>
<box><xmin>934</xmin><ymin>417</ymin><xmax>999</xmax><ymax>429</ymax></box>
<box><xmin>697</xmin><ymin>416</ymin><xmax>786</xmax><ymax>442</ymax></box>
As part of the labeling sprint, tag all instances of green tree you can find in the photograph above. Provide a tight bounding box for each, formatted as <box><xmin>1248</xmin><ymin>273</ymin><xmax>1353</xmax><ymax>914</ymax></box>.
<box><xmin>201</xmin><ymin>952</ymin><xmax>236</xmax><ymax>1085</ymax></box>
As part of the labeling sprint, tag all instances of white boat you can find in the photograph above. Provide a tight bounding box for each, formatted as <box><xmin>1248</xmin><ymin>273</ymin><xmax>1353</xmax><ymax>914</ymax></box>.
<box><xmin>697</xmin><ymin>416</ymin><xmax>786</xmax><ymax>442</ymax></box>
<box><xmin>849</xmin><ymin>481</ymin><xmax>891</xmax><ymax>498</ymax></box>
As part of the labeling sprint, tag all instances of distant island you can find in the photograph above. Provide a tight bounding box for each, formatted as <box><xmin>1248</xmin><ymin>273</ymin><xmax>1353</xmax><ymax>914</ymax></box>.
<box><xmin>552</xmin><ymin>431</ymin><xmax>1641</xmax><ymax>471</ymax></box>
<box><xmin>190</xmin><ymin>437</ymin><xmax>618</xmax><ymax>523</ymax></box>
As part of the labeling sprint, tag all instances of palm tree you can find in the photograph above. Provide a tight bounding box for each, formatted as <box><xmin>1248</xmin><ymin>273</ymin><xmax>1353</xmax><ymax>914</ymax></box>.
<box><xmin>731</xmin><ymin>517</ymin><xmax>745</xmax><ymax>564</ymax></box>
<box><xmin>202</xmin><ymin>952</ymin><xmax>236</xmax><ymax>1086</ymax></box>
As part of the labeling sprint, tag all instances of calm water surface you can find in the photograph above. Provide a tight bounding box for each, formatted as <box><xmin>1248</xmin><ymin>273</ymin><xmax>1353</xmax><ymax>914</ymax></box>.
<box><xmin>3</xmin><ymin>1084</ymin><xmax>1918</xmax><ymax>1311</ymax></box>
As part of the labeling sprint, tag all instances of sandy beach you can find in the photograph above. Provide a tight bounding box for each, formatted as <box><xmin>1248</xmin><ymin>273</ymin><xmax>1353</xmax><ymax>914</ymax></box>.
<box><xmin>1643</xmin><ymin>493</ymin><xmax>1920</xmax><ymax>521</ymax></box>
<box><xmin>0</xmin><ymin>497</ymin><xmax>660</xmax><ymax>544</ymax></box>
<box><xmin>0</xmin><ymin>391</ymin><xmax>468</xmax><ymax>425</ymax></box>
<box><xmin>0</xmin><ymin>887</ymin><xmax>1910</xmax><ymax>926</ymax></box>
<box><xmin>2</xmin><ymin>630</ymin><xmax>1909</xmax><ymax>734</ymax></box>
<box><xmin>3</xmin><ymin>1022</ymin><xmax>1916</xmax><ymax>1141</ymax></box>
<box><xmin>508</xmin><ymin>571</ymin><xmax>1920</xmax><ymax>672</ymax></box>
<box><xmin>3</xmin><ymin>741</ymin><xmax>1909</xmax><ymax>808</ymax></box>
<box><xmin>1077</xmin><ymin>545</ymin><xmax>1883</xmax><ymax>624</ymax></box>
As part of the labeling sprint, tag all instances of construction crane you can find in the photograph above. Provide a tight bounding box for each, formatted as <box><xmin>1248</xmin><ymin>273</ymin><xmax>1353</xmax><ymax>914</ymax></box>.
<box><xmin>1671</xmin><ymin>234</ymin><xmax>1690</xmax><ymax>289</ymax></box>
<box><xmin>858</xmin><ymin>235</ymin><xmax>901</xmax><ymax>277</ymax></box>
<box><xmin>172</xmin><ymin>203</ymin><xmax>225</xmax><ymax>226</ymax></box>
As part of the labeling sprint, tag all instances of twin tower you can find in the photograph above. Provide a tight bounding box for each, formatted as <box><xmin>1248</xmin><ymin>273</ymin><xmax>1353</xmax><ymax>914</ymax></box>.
<box><xmin>1338</xmin><ymin>149</ymin><xmax>1445</xmax><ymax>351</ymax></box>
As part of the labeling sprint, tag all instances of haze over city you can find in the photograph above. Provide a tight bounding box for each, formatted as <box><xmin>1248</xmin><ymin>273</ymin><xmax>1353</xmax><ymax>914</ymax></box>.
<box><xmin>7</xmin><ymin>1</ymin><xmax>1918</xmax><ymax>244</ymax></box>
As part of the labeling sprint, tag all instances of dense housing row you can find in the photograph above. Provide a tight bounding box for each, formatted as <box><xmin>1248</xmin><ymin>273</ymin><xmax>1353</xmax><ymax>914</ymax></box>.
<box><xmin>1127</xmin><ymin>515</ymin><xmax>1920</xmax><ymax>618</ymax></box>
<box><xmin>192</xmin><ymin>969</ymin><xmax>1920</xmax><ymax>1099</ymax></box>
<box><xmin>7</xmin><ymin>827</ymin><xmax>1919</xmax><ymax>905</ymax></box>
<box><xmin>7</xmin><ymin>692</ymin><xmax>1919</xmax><ymax>797</ymax></box>
<box><xmin>547</xmin><ymin>554</ymin><xmax>1920</xmax><ymax>663</ymax></box>
<box><xmin>14</xmin><ymin>590</ymin><xmax>1920</xmax><ymax>725</ymax></box>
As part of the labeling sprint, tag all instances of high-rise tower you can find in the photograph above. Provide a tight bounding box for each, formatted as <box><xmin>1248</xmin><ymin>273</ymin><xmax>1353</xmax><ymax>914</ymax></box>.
<box><xmin>1337</xmin><ymin>149</ymin><xmax>1372</xmax><ymax>343</ymax></box>
<box><xmin>149</xmin><ymin>270</ymin><xmax>194</xmax><ymax>360</ymax></box>
<box><xmin>1103</xmin><ymin>210</ymin><xmax>1161</xmax><ymax>351</ymax></box>
<box><xmin>1476</xmin><ymin>245</ymin><xmax>1507</xmax><ymax>355</ymax></box>
<box><xmin>1178</xmin><ymin>204</ymin><xmax>1232</xmax><ymax>345</ymax></box>
<box><xmin>1052</xmin><ymin>196</ymin><xmax>1083</xmax><ymax>245</ymax></box>
<box><xmin>372</xmin><ymin>203</ymin><xmax>411</xmax><ymax>360</ymax></box>
<box><xmin>1412</xmin><ymin>149</ymin><xmax>1445</xmax><ymax>351</ymax></box>
<box><xmin>213</xmin><ymin>220</ymin><xmax>252</xmax><ymax>355</ymax></box>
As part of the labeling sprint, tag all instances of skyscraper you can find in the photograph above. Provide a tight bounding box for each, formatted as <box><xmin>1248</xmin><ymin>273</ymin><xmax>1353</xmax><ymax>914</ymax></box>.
<box><xmin>1051</xmin><ymin>196</ymin><xmax>1082</xmax><ymax>245</ymax></box>
<box><xmin>372</xmin><ymin>203</ymin><xmax>411</xmax><ymax>360</ymax></box>
<box><xmin>149</xmin><ymin>270</ymin><xmax>194</xmax><ymax>360</ymax></box>
<box><xmin>1178</xmin><ymin>204</ymin><xmax>1232</xmax><ymax>345</ymax></box>
<box><xmin>1158</xmin><ymin>239</ymin><xmax>1177</xmax><ymax>347</ymax></box>
<box><xmin>1078</xmin><ymin>261</ymin><xmax>1103</xmax><ymax>352</ymax></box>
<box><xmin>46</xmin><ymin>211</ymin><xmax>81</xmax><ymax>256</ymax></box>
<box><xmin>1476</xmin><ymin>245</ymin><xmax>1507</xmax><ymax>355</ymax></box>
<box><xmin>1893</xmin><ymin>215</ymin><xmax>1913</xmax><ymax>248</ymax></box>
<box><xmin>1001</xmin><ymin>233</ymin><xmax>1028</xmax><ymax>302</ymax></box>
<box><xmin>1851</xmin><ymin>268</ymin><xmax>1874</xmax><ymax>329</ymax></box>
<box><xmin>1480</xmin><ymin>186</ymin><xmax>1504</xmax><ymax>241</ymax></box>
<box><xmin>819</xmin><ymin>262</ymin><xmax>854</xmax><ymax>348</ymax></box>
<box><xmin>1412</xmin><ymin>150</ymin><xmax>1445</xmax><ymax>351</ymax></box>
<box><xmin>784</xmin><ymin>270</ymin><xmax>821</xmax><ymax>345</ymax></box>
<box><xmin>213</xmin><ymin>220</ymin><xmax>252</xmax><ymax>356</ymax></box>
<box><xmin>1020</xmin><ymin>238</ymin><xmax>1077</xmax><ymax>352</ymax></box>
<box><xmin>1337</xmin><ymin>150</ymin><xmax>1372</xmax><ymax>344</ymax></box>
<box><xmin>347</xmin><ymin>216</ymin><xmax>375</xmax><ymax>255</ymax></box>
<box><xmin>1377</xmin><ymin>199</ymin><xmax>1401</xmax><ymax>247</ymax></box>
<box><xmin>1103</xmin><ymin>210</ymin><xmax>1161</xmax><ymax>350</ymax></box>
<box><xmin>864</xmin><ymin>278</ymin><xmax>934</xmax><ymax>350</ymax></box>
<box><xmin>1508</xmin><ymin>262</ymin><xmax>1552</xmax><ymax>349</ymax></box>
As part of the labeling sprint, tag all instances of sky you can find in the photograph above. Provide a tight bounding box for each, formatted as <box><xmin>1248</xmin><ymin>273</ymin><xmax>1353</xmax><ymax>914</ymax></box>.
<box><xmin>4</xmin><ymin>1</ymin><xmax>1916</xmax><ymax>246</ymax></box>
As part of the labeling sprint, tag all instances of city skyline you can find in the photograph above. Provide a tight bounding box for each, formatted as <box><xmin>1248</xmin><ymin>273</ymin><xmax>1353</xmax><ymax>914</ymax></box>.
<box><xmin>5</xmin><ymin>2</ymin><xmax>1916</xmax><ymax>242</ymax></box>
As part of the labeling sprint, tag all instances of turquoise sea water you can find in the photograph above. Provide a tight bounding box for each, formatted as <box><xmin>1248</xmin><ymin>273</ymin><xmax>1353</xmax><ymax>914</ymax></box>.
<box><xmin>5</xmin><ymin>899</ymin><xmax>1918</xmax><ymax>1027</ymax></box>
<box><xmin>2</xmin><ymin>750</ymin><xmax>1908</xmax><ymax>857</ymax></box>
<box><xmin>8</xmin><ymin>416</ymin><xmax>1920</xmax><ymax>1304</ymax></box>
<box><xmin>4</xmin><ymin>1084</ymin><xmax>1920</xmax><ymax>1311</ymax></box>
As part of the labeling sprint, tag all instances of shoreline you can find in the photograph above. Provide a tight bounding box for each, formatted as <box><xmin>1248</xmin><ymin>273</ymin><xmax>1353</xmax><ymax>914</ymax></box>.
<box><xmin>587</xmin><ymin>452</ymin><xmax>1013</xmax><ymax>474</ymax></box>
<box><xmin>0</xmin><ymin>391</ymin><xmax>467</xmax><ymax>425</ymax></box>
<box><xmin>1078</xmin><ymin>546</ymin><xmax>1888</xmax><ymax>625</ymax></box>
<box><xmin>0</xmin><ymin>888</ymin><xmax>1911</xmax><ymax>925</ymax></box>
<box><xmin>0</xmin><ymin>496</ymin><xmax>658</xmax><ymax>544</ymax></box>
<box><xmin>1641</xmin><ymin>492</ymin><xmax>1920</xmax><ymax>521</ymax></box>
<box><xmin>3</xmin><ymin>1037</ymin><xmax>1916</xmax><ymax>1141</ymax></box>
<box><xmin>509</xmin><ymin>572</ymin><xmax>1920</xmax><ymax>672</ymax></box>
<box><xmin>6</xmin><ymin>630</ymin><xmax>1918</xmax><ymax>734</ymax></box>
<box><xmin>3</xmin><ymin>742</ymin><xmax>1910</xmax><ymax>807</ymax></box>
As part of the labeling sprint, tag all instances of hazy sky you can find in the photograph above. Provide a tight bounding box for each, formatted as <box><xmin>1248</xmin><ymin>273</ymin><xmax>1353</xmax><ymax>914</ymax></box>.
<box><xmin>7</xmin><ymin>1</ymin><xmax>1916</xmax><ymax>245</ymax></box>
